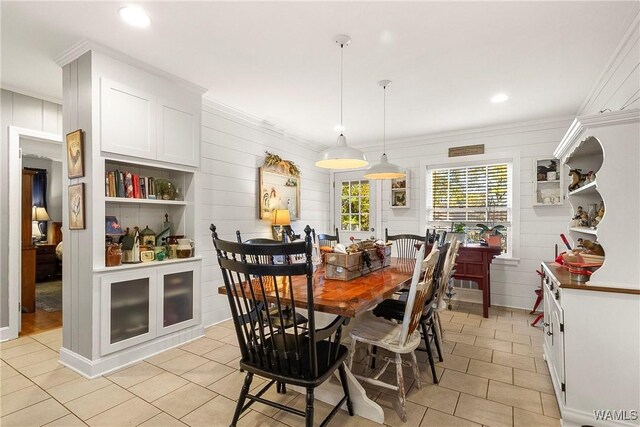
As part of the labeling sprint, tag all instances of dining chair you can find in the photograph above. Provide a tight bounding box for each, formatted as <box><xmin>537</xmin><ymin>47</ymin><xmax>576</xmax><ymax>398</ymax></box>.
<box><xmin>385</xmin><ymin>228</ymin><xmax>428</xmax><ymax>259</ymax></box>
<box><xmin>317</xmin><ymin>227</ymin><xmax>340</xmax><ymax>248</ymax></box>
<box><xmin>347</xmin><ymin>246</ymin><xmax>439</xmax><ymax>422</ymax></box>
<box><xmin>432</xmin><ymin>238</ymin><xmax>461</xmax><ymax>354</ymax></box>
<box><xmin>234</xmin><ymin>231</ymin><xmax>308</xmax><ymax>351</ymax></box>
<box><xmin>211</xmin><ymin>224</ymin><xmax>353</xmax><ymax>427</ymax></box>
<box><xmin>371</xmin><ymin>241</ymin><xmax>450</xmax><ymax>382</ymax></box>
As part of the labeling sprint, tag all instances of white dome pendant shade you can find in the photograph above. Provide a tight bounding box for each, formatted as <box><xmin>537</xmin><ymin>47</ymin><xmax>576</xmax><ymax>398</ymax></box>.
<box><xmin>315</xmin><ymin>35</ymin><xmax>368</xmax><ymax>170</ymax></box>
<box><xmin>364</xmin><ymin>80</ymin><xmax>405</xmax><ymax>180</ymax></box>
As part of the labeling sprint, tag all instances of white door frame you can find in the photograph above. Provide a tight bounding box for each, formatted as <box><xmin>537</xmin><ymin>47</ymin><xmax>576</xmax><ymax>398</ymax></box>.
<box><xmin>330</xmin><ymin>170</ymin><xmax>382</xmax><ymax>241</ymax></box>
<box><xmin>3</xmin><ymin>126</ymin><xmax>62</xmax><ymax>341</ymax></box>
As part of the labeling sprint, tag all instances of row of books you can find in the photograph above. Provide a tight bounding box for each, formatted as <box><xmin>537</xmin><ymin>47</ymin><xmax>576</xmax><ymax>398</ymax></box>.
<box><xmin>105</xmin><ymin>170</ymin><xmax>158</xmax><ymax>199</ymax></box>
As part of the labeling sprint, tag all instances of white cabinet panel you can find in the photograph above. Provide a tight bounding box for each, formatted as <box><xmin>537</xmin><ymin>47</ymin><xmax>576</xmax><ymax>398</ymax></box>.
<box><xmin>158</xmin><ymin>101</ymin><xmax>198</xmax><ymax>167</ymax></box>
<box><xmin>100</xmin><ymin>78</ymin><xmax>156</xmax><ymax>159</ymax></box>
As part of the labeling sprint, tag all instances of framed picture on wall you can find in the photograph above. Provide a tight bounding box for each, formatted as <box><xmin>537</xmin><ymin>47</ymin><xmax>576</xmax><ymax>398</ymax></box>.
<box><xmin>68</xmin><ymin>183</ymin><xmax>85</xmax><ymax>230</ymax></box>
<box><xmin>66</xmin><ymin>129</ymin><xmax>84</xmax><ymax>178</ymax></box>
<box><xmin>259</xmin><ymin>168</ymin><xmax>300</xmax><ymax>221</ymax></box>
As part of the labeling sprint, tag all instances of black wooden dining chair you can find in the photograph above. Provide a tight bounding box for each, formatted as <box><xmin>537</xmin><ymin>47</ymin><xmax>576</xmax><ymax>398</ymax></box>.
<box><xmin>212</xmin><ymin>224</ymin><xmax>353</xmax><ymax>427</ymax></box>
<box><xmin>235</xmin><ymin>231</ymin><xmax>308</xmax><ymax>355</ymax></box>
<box><xmin>385</xmin><ymin>228</ymin><xmax>429</xmax><ymax>259</ymax></box>
<box><xmin>317</xmin><ymin>228</ymin><xmax>340</xmax><ymax>248</ymax></box>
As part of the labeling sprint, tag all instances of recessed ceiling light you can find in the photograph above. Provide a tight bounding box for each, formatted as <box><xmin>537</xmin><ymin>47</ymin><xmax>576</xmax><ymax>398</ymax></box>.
<box><xmin>119</xmin><ymin>6</ymin><xmax>150</xmax><ymax>28</ymax></box>
<box><xmin>334</xmin><ymin>125</ymin><xmax>345</xmax><ymax>132</ymax></box>
<box><xmin>491</xmin><ymin>93</ymin><xmax>509</xmax><ymax>103</ymax></box>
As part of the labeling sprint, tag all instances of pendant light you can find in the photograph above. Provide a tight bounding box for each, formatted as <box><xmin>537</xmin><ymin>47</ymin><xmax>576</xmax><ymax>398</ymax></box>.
<box><xmin>315</xmin><ymin>35</ymin><xmax>368</xmax><ymax>170</ymax></box>
<box><xmin>364</xmin><ymin>80</ymin><xmax>405</xmax><ymax>180</ymax></box>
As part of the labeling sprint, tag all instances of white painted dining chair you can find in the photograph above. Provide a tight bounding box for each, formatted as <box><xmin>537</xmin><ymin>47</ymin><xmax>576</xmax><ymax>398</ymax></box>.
<box><xmin>433</xmin><ymin>238</ymin><xmax>461</xmax><ymax>345</ymax></box>
<box><xmin>347</xmin><ymin>246</ymin><xmax>439</xmax><ymax>421</ymax></box>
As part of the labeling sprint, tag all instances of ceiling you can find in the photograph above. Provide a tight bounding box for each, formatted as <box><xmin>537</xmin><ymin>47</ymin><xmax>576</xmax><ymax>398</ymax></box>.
<box><xmin>2</xmin><ymin>1</ymin><xmax>637</xmax><ymax>147</ymax></box>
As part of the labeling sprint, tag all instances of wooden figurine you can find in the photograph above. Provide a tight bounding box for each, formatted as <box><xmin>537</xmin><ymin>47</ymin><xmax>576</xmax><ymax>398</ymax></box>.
<box><xmin>577</xmin><ymin>238</ymin><xmax>605</xmax><ymax>256</ymax></box>
<box><xmin>568</xmin><ymin>169</ymin><xmax>585</xmax><ymax>191</ymax></box>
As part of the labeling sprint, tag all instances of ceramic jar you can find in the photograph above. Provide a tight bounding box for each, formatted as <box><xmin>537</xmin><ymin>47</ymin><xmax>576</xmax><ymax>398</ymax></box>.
<box><xmin>176</xmin><ymin>238</ymin><xmax>194</xmax><ymax>258</ymax></box>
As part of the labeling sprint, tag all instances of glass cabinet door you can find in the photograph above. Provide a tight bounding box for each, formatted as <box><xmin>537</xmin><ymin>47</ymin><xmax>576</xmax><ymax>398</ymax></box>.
<box><xmin>111</xmin><ymin>278</ymin><xmax>151</xmax><ymax>344</ymax></box>
<box><xmin>158</xmin><ymin>264</ymin><xmax>200</xmax><ymax>335</ymax></box>
<box><xmin>163</xmin><ymin>271</ymin><xmax>193</xmax><ymax>327</ymax></box>
<box><xmin>101</xmin><ymin>272</ymin><xmax>157</xmax><ymax>355</ymax></box>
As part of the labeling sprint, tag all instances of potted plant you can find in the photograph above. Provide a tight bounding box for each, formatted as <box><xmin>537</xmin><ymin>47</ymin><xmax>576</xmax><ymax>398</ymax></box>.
<box><xmin>448</xmin><ymin>222</ymin><xmax>467</xmax><ymax>244</ymax></box>
<box><xmin>476</xmin><ymin>224</ymin><xmax>505</xmax><ymax>248</ymax></box>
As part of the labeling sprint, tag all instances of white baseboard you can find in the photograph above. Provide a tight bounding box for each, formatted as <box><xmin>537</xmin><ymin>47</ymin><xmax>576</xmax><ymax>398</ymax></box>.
<box><xmin>0</xmin><ymin>326</ymin><xmax>17</xmax><ymax>342</ymax></box>
<box><xmin>59</xmin><ymin>325</ymin><xmax>204</xmax><ymax>378</ymax></box>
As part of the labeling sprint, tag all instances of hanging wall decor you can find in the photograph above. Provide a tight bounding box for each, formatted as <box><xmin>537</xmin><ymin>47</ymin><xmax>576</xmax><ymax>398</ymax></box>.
<box><xmin>68</xmin><ymin>183</ymin><xmax>85</xmax><ymax>230</ymax></box>
<box><xmin>259</xmin><ymin>151</ymin><xmax>300</xmax><ymax>221</ymax></box>
<box><xmin>66</xmin><ymin>129</ymin><xmax>84</xmax><ymax>178</ymax></box>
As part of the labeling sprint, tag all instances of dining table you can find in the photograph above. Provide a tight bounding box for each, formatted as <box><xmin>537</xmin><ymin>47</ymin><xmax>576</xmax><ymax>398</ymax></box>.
<box><xmin>217</xmin><ymin>257</ymin><xmax>417</xmax><ymax>424</ymax></box>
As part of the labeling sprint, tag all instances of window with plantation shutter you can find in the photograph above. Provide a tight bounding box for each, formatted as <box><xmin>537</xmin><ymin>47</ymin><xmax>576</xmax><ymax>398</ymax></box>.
<box><xmin>427</xmin><ymin>162</ymin><xmax>512</xmax><ymax>254</ymax></box>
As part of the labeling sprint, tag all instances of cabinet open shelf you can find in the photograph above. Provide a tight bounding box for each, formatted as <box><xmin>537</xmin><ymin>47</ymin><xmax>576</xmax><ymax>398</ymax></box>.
<box><xmin>569</xmin><ymin>227</ymin><xmax>597</xmax><ymax>236</ymax></box>
<box><xmin>94</xmin><ymin>256</ymin><xmax>201</xmax><ymax>273</ymax></box>
<box><xmin>105</xmin><ymin>197</ymin><xmax>187</xmax><ymax>206</ymax></box>
<box><xmin>567</xmin><ymin>181</ymin><xmax>597</xmax><ymax>196</ymax></box>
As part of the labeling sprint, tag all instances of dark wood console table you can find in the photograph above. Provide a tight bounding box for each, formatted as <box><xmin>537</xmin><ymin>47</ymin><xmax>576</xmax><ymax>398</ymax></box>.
<box><xmin>425</xmin><ymin>244</ymin><xmax>502</xmax><ymax>318</ymax></box>
<box><xmin>455</xmin><ymin>245</ymin><xmax>502</xmax><ymax>318</ymax></box>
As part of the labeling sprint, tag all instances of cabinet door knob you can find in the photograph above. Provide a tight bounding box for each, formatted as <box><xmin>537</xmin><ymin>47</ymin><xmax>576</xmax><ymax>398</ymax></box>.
<box><xmin>543</xmin><ymin>322</ymin><xmax>549</xmax><ymax>327</ymax></box>
<box><xmin>546</xmin><ymin>331</ymin><xmax>553</xmax><ymax>336</ymax></box>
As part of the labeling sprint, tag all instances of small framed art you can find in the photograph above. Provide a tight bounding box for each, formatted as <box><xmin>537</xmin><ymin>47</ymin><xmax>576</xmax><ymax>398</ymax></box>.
<box><xmin>66</xmin><ymin>129</ymin><xmax>84</xmax><ymax>178</ymax></box>
<box><xmin>68</xmin><ymin>183</ymin><xmax>85</xmax><ymax>230</ymax></box>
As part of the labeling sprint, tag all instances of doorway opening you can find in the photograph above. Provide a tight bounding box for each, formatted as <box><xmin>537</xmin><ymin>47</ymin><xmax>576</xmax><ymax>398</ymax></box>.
<box><xmin>21</xmin><ymin>139</ymin><xmax>64</xmax><ymax>334</ymax></box>
<box><xmin>7</xmin><ymin>128</ymin><xmax>63</xmax><ymax>339</ymax></box>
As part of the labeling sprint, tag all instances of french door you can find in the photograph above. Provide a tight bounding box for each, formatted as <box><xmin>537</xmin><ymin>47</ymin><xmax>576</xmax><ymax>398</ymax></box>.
<box><xmin>333</xmin><ymin>171</ymin><xmax>378</xmax><ymax>242</ymax></box>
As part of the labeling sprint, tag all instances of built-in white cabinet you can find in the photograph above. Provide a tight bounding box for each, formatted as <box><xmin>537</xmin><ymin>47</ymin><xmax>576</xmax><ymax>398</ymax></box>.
<box><xmin>99</xmin><ymin>259</ymin><xmax>200</xmax><ymax>356</ymax></box>
<box><xmin>542</xmin><ymin>109</ymin><xmax>640</xmax><ymax>426</ymax></box>
<box><xmin>100</xmin><ymin>78</ymin><xmax>157</xmax><ymax>160</ymax></box>
<box><xmin>58</xmin><ymin>48</ymin><xmax>206</xmax><ymax>378</ymax></box>
<box><xmin>99</xmin><ymin>78</ymin><xmax>199</xmax><ymax>167</ymax></box>
<box><xmin>542</xmin><ymin>273</ymin><xmax>565</xmax><ymax>405</ymax></box>
<box><xmin>157</xmin><ymin>100</ymin><xmax>199</xmax><ymax>166</ymax></box>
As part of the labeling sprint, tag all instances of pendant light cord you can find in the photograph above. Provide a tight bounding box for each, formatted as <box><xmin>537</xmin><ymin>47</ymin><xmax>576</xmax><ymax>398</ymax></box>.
<box><xmin>340</xmin><ymin>43</ymin><xmax>344</xmax><ymax>130</ymax></box>
<box><xmin>383</xmin><ymin>84</ymin><xmax>386</xmax><ymax>155</ymax></box>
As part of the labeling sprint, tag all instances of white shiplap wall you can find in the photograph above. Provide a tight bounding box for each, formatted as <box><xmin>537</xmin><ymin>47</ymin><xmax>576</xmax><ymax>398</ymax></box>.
<box><xmin>365</xmin><ymin>117</ymin><xmax>573</xmax><ymax>310</ymax></box>
<box><xmin>0</xmin><ymin>89</ymin><xmax>62</xmax><ymax>328</ymax></box>
<box><xmin>197</xmin><ymin>101</ymin><xmax>331</xmax><ymax>326</ymax></box>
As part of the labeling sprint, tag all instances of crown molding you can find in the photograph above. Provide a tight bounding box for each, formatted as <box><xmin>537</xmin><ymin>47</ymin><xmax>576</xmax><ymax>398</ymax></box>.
<box><xmin>578</xmin><ymin>8</ymin><xmax>640</xmax><ymax>115</ymax></box>
<box><xmin>359</xmin><ymin>114</ymin><xmax>575</xmax><ymax>153</ymax></box>
<box><xmin>201</xmin><ymin>96</ymin><xmax>323</xmax><ymax>153</ymax></box>
<box><xmin>554</xmin><ymin>108</ymin><xmax>639</xmax><ymax>159</ymax></box>
<box><xmin>55</xmin><ymin>39</ymin><xmax>207</xmax><ymax>95</ymax></box>
<box><xmin>0</xmin><ymin>84</ymin><xmax>62</xmax><ymax>105</ymax></box>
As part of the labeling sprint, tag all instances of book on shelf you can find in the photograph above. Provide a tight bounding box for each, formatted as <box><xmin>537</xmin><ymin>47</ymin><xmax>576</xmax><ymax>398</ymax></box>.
<box><xmin>104</xmin><ymin>169</ymin><xmax>164</xmax><ymax>201</ymax></box>
<box><xmin>148</xmin><ymin>177</ymin><xmax>156</xmax><ymax>199</ymax></box>
<box><xmin>124</xmin><ymin>171</ymin><xmax>133</xmax><ymax>198</ymax></box>
<box><xmin>141</xmin><ymin>177</ymin><xmax>147</xmax><ymax>199</ymax></box>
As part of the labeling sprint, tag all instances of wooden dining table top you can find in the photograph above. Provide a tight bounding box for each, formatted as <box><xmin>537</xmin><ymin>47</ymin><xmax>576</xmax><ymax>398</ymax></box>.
<box><xmin>217</xmin><ymin>258</ymin><xmax>416</xmax><ymax>318</ymax></box>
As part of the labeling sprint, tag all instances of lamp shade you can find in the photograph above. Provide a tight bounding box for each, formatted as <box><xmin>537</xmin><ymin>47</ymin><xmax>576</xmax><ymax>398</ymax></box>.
<box><xmin>315</xmin><ymin>134</ymin><xmax>369</xmax><ymax>169</ymax></box>
<box><xmin>33</xmin><ymin>206</ymin><xmax>50</xmax><ymax>221</ymax></box>
<box><xmin>363</xmin><ymin>154</ymin><xmax>405</xmax><ymax>180</ymax></box>
<box><xmin>272</xmin><ymin>209</ymin><xmax>291</xmax><ymax>226</ymax></box>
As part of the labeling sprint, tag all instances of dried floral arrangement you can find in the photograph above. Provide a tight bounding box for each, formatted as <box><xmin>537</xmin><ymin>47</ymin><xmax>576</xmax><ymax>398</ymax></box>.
<box><xmin>263</xmin><ymin>151</ymin><xmax>301</xmax><ymax>177</ymax></box>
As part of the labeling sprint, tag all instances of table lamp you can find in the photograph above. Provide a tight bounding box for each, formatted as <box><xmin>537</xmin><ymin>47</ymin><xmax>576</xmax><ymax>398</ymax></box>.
<box><xmin>272</xmin><ymin>209</ymin><xmax>291</xmax><ymax>241</ymax></box>
<box><xmin>32</xmin><ymin>206</ymin><xmax>51</xmax><ymax>242</ymax></box>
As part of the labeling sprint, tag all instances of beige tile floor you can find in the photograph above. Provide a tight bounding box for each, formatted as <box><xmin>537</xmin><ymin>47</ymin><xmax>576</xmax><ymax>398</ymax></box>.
<box><xmin>0</xmin><ymin>302</ymin><xmax>561</xmax><ymax>426</ymax></box>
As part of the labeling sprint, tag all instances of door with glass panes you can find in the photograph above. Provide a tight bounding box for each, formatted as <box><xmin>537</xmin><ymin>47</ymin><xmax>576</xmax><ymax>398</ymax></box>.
<box><xmin>333</xmin><ymin>171</ymin><xmax>377</xmax><ymax>243</ymax></box>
